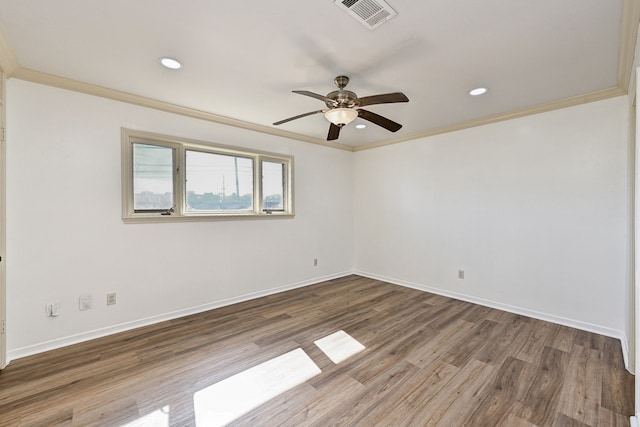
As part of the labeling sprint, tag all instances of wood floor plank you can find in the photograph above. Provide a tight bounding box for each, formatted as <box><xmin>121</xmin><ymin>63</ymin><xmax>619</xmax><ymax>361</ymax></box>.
<box><xmin>553</xmin><ymin>412</ymin><xmax>593</xmax><ymax>427</ymax></box>
<box><xmin>516</xmin><ymin>320</ymin><xmax>557</xmax><ymax>365</ymax></box>
<box><xmin>551</xmin><ymin>325</ymin><xmax>578</xmax><ymax>353</ymax></box>
<box><xmin>602</xmin><ymin>362</ymin><xmax>635</xmax><ymax>416</ymax></box>
<box><xmin>0</xmin><ymin>275</ymin><xmax>633</xmax><ymax>426</ymax></box>
<box><xmin>574</xmin><ymin>329</ymin><xmax>606</xmax><ymax>352</ymax></box>
<box><xmin>556</xmin><ymin>345</ymin><xmax>602</xmax><ymax>426</ymax></box>
<box><xmin>462</xmin><ymin>356</ymin><xmax>536</xmax><ymax>426</ymax></box>
<box><xmin>517</xmin><ymin>346</ymin><xmax>571</xmax><ymax>426</ymax></box>
<box><xmin>500</xmin><ymin>412</ymin><xmax>541</xmax><ymax>427</ymax></box>
<box><xmin>354</xmin><ymin>357</ymin><xmax>459</xmax><ymax>427</ymax></box>
<box><xmin>408</xmin><ymin>359</ymin><xmax>496</xmax><ymax>427</ymax></box>
<box><xmin>310</xmin><ymin>360</ymin><xmax>424</xmax><ymax>426</ymax></box>
<box><xmin>443</xmin><ymin>318</ymin><xmax>501</xmax><ymax>367</ymax></box>
<box><xmin>598</xmin><ymin>406</ymin><xmax>632</xmax><ymax>426</ymax></box>
<box><xmin>424</xmin><ymin>361</ymin><xmax>499</xmax><ymax>427</ymax></box>
<box><xmin>405</xmin><ymin>318</ymin><xmax>476</xmax><ymax>368</ymax></box>
<box><xmin>474</xmin><ymin>314</ymin><xmax>529</xmax><ymax>366</ymax></box>
<box><xmin>350</xmin><ymin>324</ymin><xmax>439</xmax><ymax>385</ymax></box>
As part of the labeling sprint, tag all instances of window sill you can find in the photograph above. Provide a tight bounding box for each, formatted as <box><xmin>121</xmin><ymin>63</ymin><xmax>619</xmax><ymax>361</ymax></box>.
<box><xmin>122</xmin><ymin>213</ymin><xmax>295</xmax><ymax>223</ymax></box>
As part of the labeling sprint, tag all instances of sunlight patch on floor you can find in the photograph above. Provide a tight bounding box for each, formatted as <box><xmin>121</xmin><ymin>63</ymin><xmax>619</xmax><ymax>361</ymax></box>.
<box><xmin>314</xmin><ymin>330</ymin><xmax>366</xmax><ymax>364</ymax></box>
<box><xmin>121</xmin><ymin>405</ymin><xmax>170</xmax><ymax>427</ymax></box>
<box><xmin>193</xmin><ymin>348</ymin><xmax>321</xmax><ymax>426</ymax></box>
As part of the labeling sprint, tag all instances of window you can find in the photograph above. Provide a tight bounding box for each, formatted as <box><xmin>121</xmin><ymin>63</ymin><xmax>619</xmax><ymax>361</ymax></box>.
<box><xmin>133</xmin><ymin>143</ymin><xmax>175</xmax><ymax>212</ymax></box>
<box><xmin>262</xmin><ymin>160</ymin><xmax>286</xmax><ymax>211</ymax></box>
<box><xmin>185</xmin><ymin>150</ymin><xmax>254</xmax><ymax>213</ymax></box>
<box><xmin>122</xmin><ymin>129</ymin><xmax>294</xmax><ymax>222</ymax></box>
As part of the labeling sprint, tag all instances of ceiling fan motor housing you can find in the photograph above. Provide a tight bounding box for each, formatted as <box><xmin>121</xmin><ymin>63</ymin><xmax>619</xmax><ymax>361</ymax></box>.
<box><xmin>326</xmin><ymin>75</ymin><xmax>359</xmax><ymax>108</ymax></box>
<box><xmin>326</xmin><ymin>90</ymin><xmax>358</xmax><ymax>108</ymax></box>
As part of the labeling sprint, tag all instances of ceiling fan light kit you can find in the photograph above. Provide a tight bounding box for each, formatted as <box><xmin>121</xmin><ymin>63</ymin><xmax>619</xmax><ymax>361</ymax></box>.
<box><xmin>325</xmin><ymin>108</ymin><xmax>359</xmax><ymax>126</ymax></box>
<box><xmin>273</xmin><ymin>75</ymin><xmax>409</xmax><ymax>141</ymax></box>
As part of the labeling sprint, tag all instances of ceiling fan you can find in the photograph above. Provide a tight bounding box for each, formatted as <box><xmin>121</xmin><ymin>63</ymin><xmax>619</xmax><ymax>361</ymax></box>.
<box><xmin>273</xmin><ymin>75</ymin><xmax>409</xmax><ymax>141</ymax></box>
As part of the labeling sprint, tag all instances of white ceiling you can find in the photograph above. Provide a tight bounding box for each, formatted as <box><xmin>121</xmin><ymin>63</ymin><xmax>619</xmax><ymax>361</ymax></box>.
<box><xmin>0</xmin><ymin>0</ymin><xmax>629</xmax><ymax>148</ymax></box>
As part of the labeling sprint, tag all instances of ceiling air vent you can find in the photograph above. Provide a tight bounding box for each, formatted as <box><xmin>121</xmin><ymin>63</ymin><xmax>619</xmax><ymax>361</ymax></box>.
<box><xmin>334</xmin><ymin>0</ymin><xmax>397</xmax><ymax>30</ymax></box>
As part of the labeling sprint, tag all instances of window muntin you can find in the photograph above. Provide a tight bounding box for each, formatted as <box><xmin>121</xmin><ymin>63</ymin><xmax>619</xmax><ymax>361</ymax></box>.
<box><xmin>186</xmin><ymin>150</ymin><xmax>254</xmax><ymax>212</ymax></box>
<box><xmin>133</xmin><ymin>143</ymin><xmax>175</xmax><ymax>212</ymax></box>
<box><xmin>122</xmin><ymin>129</ymin><xmax>294</xmax><ymax>222</ymax></box>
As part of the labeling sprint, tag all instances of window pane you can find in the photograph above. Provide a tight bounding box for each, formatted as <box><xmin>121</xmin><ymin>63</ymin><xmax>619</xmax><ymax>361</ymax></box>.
<box><xmin>262</xmin><ymin>161</ymin><xmax>285</xmax><ymax>211</ymax></box>
<box><xmin>186</xmin><ymin>151</ymin><xmax>254</xmax><ymax>211</ymax></box>
<box><xmin>133</xmin><ymin>143</ymin><xmax>174</xmax><ymax>211</ymax></box>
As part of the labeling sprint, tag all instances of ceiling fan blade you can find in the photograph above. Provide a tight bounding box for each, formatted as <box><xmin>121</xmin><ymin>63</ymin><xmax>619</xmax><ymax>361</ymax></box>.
<box><xmin>293</xmin><ymin>90</ymin><xmax>338</xmax><ymax>107</ymax></box>
<box><xmin>327</xmin><ymin>123</ymin><xmax>341</xmax><ymax>140</ymax></box>
<box><xmin>273</xmin><ymin>110</ymin><xmax>325</xmax><ymax>126</ymax></box>
<box><xmin>357</xmin><ymin>109</ymin><xmax>403</xmax><ymax>132</ymax></box>
<box><xmin>357</xmin><ymin>92</ymin><xmax>409</xmax><ymax>107</ymax></box>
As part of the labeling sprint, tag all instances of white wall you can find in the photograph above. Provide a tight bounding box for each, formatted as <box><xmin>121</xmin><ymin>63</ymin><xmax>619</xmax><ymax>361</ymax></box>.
<box><xmin>6</xmin><ymin>79</ymin><xmax>354</xmax><ymax>359</ymax></box>
<box><xmin>354</xmin><ymin>96</ymin><xmax>631</xmax><ymax>343</ymax></box>
<box><xmin>5</xmin><ymin>78</ymin><xmax>633</xmax><ymax>366</ymax></box>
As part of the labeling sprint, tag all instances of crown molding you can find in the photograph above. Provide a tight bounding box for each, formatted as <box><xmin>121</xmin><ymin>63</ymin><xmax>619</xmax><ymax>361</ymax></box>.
<box><xmin>618</xmin><ymin>0</ymin><xmax>640</xmax><ymax>92</ymax></box>
<box><xmin>10</xmin><ymin>66</ymin><xmax>628</xmax><ymax>153</ymax></box>
<box><xmin>353</xmin><ymin>87</ymin><xmax>626</xmax><ymax>152</ymax></box>
<box><xmin>12</xmin><ymin>68</ymin><xmax>353</xmax><ymax>152</ymax></box>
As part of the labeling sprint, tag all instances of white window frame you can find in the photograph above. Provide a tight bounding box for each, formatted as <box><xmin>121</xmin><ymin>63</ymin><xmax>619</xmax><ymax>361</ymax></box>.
<box><xmin>121</xmin><ymin>128</ymin><xmax>294</xmax><ymax>222</ymax></box>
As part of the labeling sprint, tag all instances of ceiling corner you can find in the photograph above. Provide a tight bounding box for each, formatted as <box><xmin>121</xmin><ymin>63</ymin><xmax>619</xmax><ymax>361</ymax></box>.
<box><xmin>0</xmin><ymin>24</ymin><xmax>19</xmax><ymax>76</ymax></box>
<box><xmin>617</xmin><ymin>0</ymin><xmax>640</xmax><ymax>92</ymax></box>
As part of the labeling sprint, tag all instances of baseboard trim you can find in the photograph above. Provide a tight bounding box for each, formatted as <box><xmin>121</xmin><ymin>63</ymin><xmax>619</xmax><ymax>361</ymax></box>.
<box><xmin>7</xmin><ymin>270</ymin><xmax>633</xmax><ymax>374</ymax></box>
<box><xmin>7</xmin><ymin>272</ymin><xmax>352</xmax><ymax>362</ymax></box>
<box><xmin>631</xmin><ymin>416</ymin><xmax>639</xmax><ymax>427</ymax></box>
<box><xmin>354</xmin><ymin>271</ymin><xmax>632</xmax><ymax>372</ymax></box>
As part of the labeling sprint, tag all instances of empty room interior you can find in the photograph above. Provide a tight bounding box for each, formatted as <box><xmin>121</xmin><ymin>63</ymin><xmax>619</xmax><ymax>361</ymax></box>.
<box><xmin>1</xmin><ymin>1</ymin><xmax>640</xmax><ymax>426</ymax></box>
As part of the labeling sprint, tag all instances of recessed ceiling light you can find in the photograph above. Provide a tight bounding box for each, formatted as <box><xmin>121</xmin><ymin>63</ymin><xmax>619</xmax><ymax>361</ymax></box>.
<box><xmin>469</xmin><ymin>87</ymin><xmax>488</xmax><ymax>96</ymax></box>
<box><xmin>159</xmin><ymin>57</ymin><xmax>182</xmax><ymax>70</ymax></box>
<box><xmin>356</xmin><ymin>124</ymin><xmax>367</xmax><ymax>129</ymax></box>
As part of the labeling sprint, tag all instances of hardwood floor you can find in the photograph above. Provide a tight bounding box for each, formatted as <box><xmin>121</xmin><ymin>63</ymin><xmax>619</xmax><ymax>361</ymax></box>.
<box><xmin>0</xmin><ymin>275</ymin><xmax>634</xmax><ymax>426</ymax></box>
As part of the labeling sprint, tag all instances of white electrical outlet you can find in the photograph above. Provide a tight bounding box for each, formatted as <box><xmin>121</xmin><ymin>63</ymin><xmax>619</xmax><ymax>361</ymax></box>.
<box><xmin>314</xmin><ymin>258</ymin><xmax>318</xmax><ymax>267</ymax></box>
<box><xmin>79</xmin><ymin>294</ymin><xmax>93</xmax><ymax>310</ymax></box>
<box><xmin>458</xmin><ymin>270</ymin><xmax>465</xmax><ymax>279</ymax></box>
<box><xmin>45</xmin><ymin>302</ymin><xmax>61</xmax><ymax>317</ymax></box>
<box><xmin>107</xmin><ymin>293</ymin><xmax>117</xmax><ymax>306</ymax></box>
